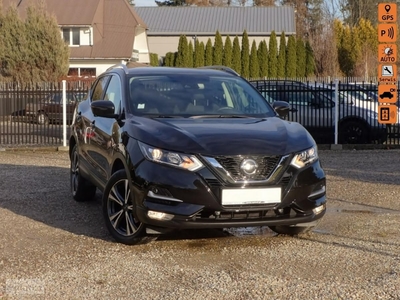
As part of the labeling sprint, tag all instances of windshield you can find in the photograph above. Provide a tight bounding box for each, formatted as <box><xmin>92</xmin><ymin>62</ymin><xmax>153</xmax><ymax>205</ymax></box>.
<box><xmin>127</xmin><ymin>74</ymin><xmax>276</xmax><ymax>118</ymax></box>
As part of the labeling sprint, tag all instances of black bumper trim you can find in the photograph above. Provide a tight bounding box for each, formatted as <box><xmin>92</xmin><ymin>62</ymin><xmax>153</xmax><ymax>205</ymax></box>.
<box><xmin>136</xmin><ymin>206</ymin><xmax>326</xmax><ymax>229</ymax></box>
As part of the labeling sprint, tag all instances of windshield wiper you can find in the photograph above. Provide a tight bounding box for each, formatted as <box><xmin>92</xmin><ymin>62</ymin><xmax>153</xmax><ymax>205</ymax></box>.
<box><xmin>189</xmin><ymin>115</ymin><xmax>253</xmax><ymax>119</ymax></box>
<box><xmin>145</xmin><ymin>115</ymin><xmax>183</xmax><ymax>119</ymax></box>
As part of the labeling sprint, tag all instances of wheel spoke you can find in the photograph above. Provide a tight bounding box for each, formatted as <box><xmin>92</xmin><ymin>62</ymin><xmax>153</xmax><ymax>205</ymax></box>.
<box><xmin>125</xmin><ymin>211</ymin><xmax>137</xmax><ymax>235</ymax></box>
<box><xmin>109</xmin><ymin>186</ymin><xmax>124</xmax><ymax>206</ymax></box>
<box><xmin>124</xmin><ymin>180</ymin><xmax>130</xmax><ymax>204</ymax></box>
<box><xmin>71</xmin><ymin>153</ymin><xmax>78</xmax><ymax>174</ymax></box>
<box><xmin>109</xmin><ymin>209</ymin><xmax>124</xmax><ymax>230</ymax></box>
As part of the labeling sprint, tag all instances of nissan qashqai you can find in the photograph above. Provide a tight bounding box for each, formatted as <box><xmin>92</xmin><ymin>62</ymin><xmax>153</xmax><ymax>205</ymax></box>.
<box><xmin>69</xmin><ymin>65</ymin><xmax>327</xmax><ymax>245</ymax></box>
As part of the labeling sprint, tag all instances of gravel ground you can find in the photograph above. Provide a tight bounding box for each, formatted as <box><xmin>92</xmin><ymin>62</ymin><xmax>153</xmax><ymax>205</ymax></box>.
<box><xmin>0</xmin><ymin>149</ymin><xmax>400</xmax><ymax>299</ymax></box>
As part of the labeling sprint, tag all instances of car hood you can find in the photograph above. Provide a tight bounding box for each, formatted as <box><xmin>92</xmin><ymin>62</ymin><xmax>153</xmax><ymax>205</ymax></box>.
<box><xmin>126</xmin><ymin>116</ymin><xmax>315</xmax><ymax>156</ymax></box>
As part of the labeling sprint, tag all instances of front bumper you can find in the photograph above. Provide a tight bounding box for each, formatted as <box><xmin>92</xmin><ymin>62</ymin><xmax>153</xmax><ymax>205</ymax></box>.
<box><xmin>129</xmin><ymin>150</ymin><xmax>326</xmax><ymax>230</ymax></box>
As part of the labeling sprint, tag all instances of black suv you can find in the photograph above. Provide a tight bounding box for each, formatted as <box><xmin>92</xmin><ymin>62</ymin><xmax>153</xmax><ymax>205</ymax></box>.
<box><xmin>69</xmin><ymin>65</ymin><xmax>326</xmax><ymax>245</ymax></box>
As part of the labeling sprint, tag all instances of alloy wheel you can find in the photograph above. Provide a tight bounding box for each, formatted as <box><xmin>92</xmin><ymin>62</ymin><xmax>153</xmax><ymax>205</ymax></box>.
<box><xmin>106</xmin><ymin>179</ymin><xmax>142</xmax><ymax>237</ymax></box>
<box><xmin>70</xmin><ymin>150</ymin><xmax>79</xmax><ymax>196</ymax></box>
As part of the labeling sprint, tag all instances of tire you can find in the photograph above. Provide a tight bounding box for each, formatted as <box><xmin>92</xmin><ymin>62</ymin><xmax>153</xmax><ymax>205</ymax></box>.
<box><xmin>70</xmin><ymin>145</ymin><xmax>97</xmax><ymax>202</ymax></box>
<box><xmin>339</xmin><ymin>120</ymin><xmax>369</xmax><ymax>144</ymax></box>
<box><xmin>269</xmin><ymin>220</ymin><xmax>320</xmax><ymax>236</ymax></box>
<box><xmin>37</xmin><ymin>112</ymin><xmax>49</xmax><ymax>125</ymax></box>
<box><xmin>102</xmin><ymin>170</ymin><xmax>145</xmax><ymax>245</ymax></box>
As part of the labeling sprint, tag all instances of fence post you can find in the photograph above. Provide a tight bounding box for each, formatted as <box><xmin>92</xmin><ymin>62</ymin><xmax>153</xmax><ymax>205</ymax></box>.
<box><xmin>334</xmin><ymin>79</ymin><xmax>339</xmax><ymax>145</ymax></box>
<box><xmin>62</xmin><ymin>80</ymin><xmax>67</xmax><ymax>147</ymax></box>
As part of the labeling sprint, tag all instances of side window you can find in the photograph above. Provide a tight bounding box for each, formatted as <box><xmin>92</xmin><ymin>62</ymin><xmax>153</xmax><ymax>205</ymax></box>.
<box><xmin>104</xmin><ymin>75</ymin><xmax>122</xmax><ymax>114</ymax></box>
<box><xmin>285</xmin><ymin>91</ymin><xmax>314</xmax><ymax>105</ymax></box>
<box><xmin>91</xmin><ymin>76</ymin><xmax>110</xmax><ymax>102</ymax></box>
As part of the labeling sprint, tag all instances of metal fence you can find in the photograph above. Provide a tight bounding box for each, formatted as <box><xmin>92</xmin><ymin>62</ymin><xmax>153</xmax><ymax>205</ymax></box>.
<box><xmin>250</xmin><ymin>79</ymin><xmax>399</xmax><ymax>145</ymax></box>
<box><xmin>0</xmin><ymin>78</ymin><xmax>399</xmax><ymax>147</ymax></box>
<box><xmin>0</xmin><ymin>80</ymin><xmax>94</xmax><ymax>148</ymax></box>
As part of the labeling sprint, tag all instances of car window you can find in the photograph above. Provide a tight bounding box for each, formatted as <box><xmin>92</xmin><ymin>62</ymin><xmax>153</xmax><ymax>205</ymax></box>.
<box><xmin>48</xmin><ymin>93</ymin><xmax>75</xmax><ymax>104</ymax></box>
<box><xmin>284</xmin><ymin>91</ymin><xmax>315</xmax><ymax>106</ymax></box>
<box><xmin>128</xmin><ymin>74</ymin><xmax>276</xmax><ymax>117</ymax></box>
<box><xmin>91</xmin><ymin>76</ymin><xmax>110</xmax><ymax>102</ymax></box>
<box><xmin>104</xmin><ymin>75</ymin><xmax>122</xmax><ymax>114</ymax></box>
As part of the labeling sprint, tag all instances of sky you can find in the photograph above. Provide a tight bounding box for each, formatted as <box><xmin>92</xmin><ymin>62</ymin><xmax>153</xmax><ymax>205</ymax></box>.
<box><xmin>135</xmin><ymin>0</ymin><xmax>157</xmax><ymax>6</ymax></box>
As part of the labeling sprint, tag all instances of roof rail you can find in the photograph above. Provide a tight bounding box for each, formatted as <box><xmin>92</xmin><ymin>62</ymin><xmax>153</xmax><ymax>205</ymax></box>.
<box><xmin>106</xmin><ymin>63</ymin><xmax>129</xmax><ymax>74</ymax></box>
<box><xmin>198</xmin><ymin>65</ymin><xmax>240</xmax><ymax>76</ymax></box>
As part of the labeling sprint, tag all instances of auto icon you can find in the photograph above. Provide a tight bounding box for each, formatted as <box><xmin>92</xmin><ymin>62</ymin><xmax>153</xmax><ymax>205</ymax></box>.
<box><xmin>380</xmin><ymin>91</ymin><xmax>394</xmax><ymax>99</ymax></box>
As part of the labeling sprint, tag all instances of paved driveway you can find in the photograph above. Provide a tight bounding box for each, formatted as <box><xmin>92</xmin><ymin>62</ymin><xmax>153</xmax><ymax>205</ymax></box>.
<box><xmin>0</xmin><ymin>150</ymin><xmax>399</xmax><ymax>299</ymax></box>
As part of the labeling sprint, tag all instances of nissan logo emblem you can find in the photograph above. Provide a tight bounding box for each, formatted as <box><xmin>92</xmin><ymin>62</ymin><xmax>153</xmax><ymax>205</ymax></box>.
<box><xmin>240</xmin><ymin>159</ymin><xmax>258</xmax><ymax>175</ymax></box>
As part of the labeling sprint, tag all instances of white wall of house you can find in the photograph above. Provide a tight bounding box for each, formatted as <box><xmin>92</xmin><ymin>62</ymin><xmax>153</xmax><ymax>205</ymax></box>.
<box><xmin>69</xmin><ymin>60</ymin><xmax>127</xmax><ymax>77</ymax></box>
<box><xmin>80</xmin><ymin>27</ymin><xmax>93</xmax><ymax>46</ymax></box>
<box><xmin>146</xmin><ymin>35</ymin><xmax>283</xmax><ymax>60</ymax></box>
<box><xmin>134</xmin><ymin>27</ymin><xmax>150</xmax><ymax>64</ymax></box>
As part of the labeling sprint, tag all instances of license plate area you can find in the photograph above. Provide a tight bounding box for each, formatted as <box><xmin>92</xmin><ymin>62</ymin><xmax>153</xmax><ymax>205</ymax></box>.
<box><xmin>221</xmin><ymin>188</ymin><xmax>281</xmax><ymax>206</ymax></box>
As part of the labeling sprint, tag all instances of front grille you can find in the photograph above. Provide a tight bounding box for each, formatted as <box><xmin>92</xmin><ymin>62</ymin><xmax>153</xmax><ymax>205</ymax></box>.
<box><xmin>214</xmin><ymin>155</ymin><xmax>281</xmax><ymax>181</ymax></box>
<box><xmin>204</xmin><ymin>179</ymin><xmax>222</xmax><ymax>187</ymax></box>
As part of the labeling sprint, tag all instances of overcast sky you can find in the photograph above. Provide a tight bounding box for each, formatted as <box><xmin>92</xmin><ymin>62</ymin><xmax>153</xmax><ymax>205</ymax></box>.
<box><xmin>135</xmin><ymin>0</ymin><xmax>157</xmax><ymax>6</ymax></box>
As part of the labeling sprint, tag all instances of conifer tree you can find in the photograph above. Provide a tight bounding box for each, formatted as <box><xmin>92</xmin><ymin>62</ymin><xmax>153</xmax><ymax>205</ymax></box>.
<box><xmin>305</xmin><ymin>41</ymin><xmax>316</xmax><ymax>77</ymax></box>
<box><xmin>199</xmin><ymin>41</ymin><xmax>205</xmax><ymax>67</ymax></box>
<box><xmin>268</xmin><ymin>31</ymin><xmax>278</xmax><ymax>78</ymax></box>
<box><xmin>213</xmin><ymin>30</ymin><xmax>223</xmax><ymax>65</ymax></box>
<box><xmin>0</xmin><ymin>6</ymin><xmax>29</xmax><ymax>81</ymax></box>
<box><xmin>193</xmin><ymin>39</ymin><xmax>201</xmax><ymax>67</ymax></box>
<box><xmin>205</xmin><ymin>38</ymin><xmax>213</xmax><ymax>66</ymax></box>
<box><xmin>277</xmin><ymin>32</ymin><xmax>286</xmax><ymax>78</ymax></box>
<box><xmin>258</xmin><ymin>40</ymin><xmax>269</xmax><ymax>78</ymax></box>
<box><xmin>164</xmin><ymin>52</ymin><xmax>173</xmax><ymax>66</ymax></box>
<box><xmin>249</xmin><ymin>40</ymin><xmax>259</xmax><ymax>78</ymax></box>
<box><xmin>222</xmin><ymin>35</ymin><xmax>233</xmax><ymax>68</ymax></box>
<box><xmin>188</xmin><ymin>41</ymin><xmax>194</xmax><ymax>67</ymax></box>
<box><xmin>338</xmin><ymin>26</ymin><xmax>358</xmax><ymax>76</ymax></box>
<box><xmin>286</xmin><ymin>35</ymin><xmax>297</xmax><ymax>78</ymax></box>
<box><xmin>1</xmin><ymin>3</ymin><xmax>69</xmax><ymax>83</ymax></box>
<box><xmin>241</xmin><ymin>30</ymin><xmax>250</xmax><ymax>78</ymax></box>
<box><xmin>176</xmin><ymin>35</ymin><xmax>189</xmax><ymax>67</ymax></box>
<box><xmin>150</xmin><ymin>53</ymin><xmax>159</xmax><ymax>66</ymax></box>
<box><xmin>231</xmin><ymin>36</ymin><xmax>241</xmax><ymax>73</ymax></box>
<box><xmin>296</xmin><ymin>38</ymin><xmax>306</xmax><ymax>77</ymax></box>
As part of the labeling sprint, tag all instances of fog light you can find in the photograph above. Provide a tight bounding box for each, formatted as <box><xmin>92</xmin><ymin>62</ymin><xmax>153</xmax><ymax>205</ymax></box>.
<box><xmin>313</xmin><ymin>204</ymin><xmax>326</xmax><ymax>215</ymax></box>
<box><xmin>147</xmin><ymin>210</ymin><xmax>174</xmax><ymax>221</ymax></box>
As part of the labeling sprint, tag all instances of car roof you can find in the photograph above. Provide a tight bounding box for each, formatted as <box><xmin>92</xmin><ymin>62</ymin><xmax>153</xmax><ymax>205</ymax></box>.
<box><xmin>107</xmin><ymin>65</ymin><xmax>239</xmax><ymax>78</ymax></box>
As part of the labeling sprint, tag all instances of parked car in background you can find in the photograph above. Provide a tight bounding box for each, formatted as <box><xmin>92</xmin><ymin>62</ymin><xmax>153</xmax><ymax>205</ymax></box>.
<box><xmin>333</xmin><ymin>83</ymin><xmax>400</xmax><ymax>139</ymax></box>
<box><xmin>69</xmin><ymin>65</ymin><xmax>327</xmax><ymax>245</ymax></box>
<box><xmin>251</xmin><ymin>80</ymin><xmax>387</xmax><ymax>144</ymax></box>
<box><xmin>25</xmin><ymin>92</ymin><xmax>78</xmax><ymax>125</ymax></box>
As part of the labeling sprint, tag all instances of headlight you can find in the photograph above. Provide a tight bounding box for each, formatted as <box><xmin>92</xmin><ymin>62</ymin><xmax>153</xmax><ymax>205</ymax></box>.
<box><xmin>291</xmin><ymin>146</ymin><xmax>318</xmax><ymax>168</ymax></box>
<box><xmin>367</xmin><ymin>111</ymin><xmax>378</xmax><ymax>120</ymax></box>
<box><xmin>139</xmin><ymin>142</ymin><xmax>203</xmax><ymax>171</ymax></box>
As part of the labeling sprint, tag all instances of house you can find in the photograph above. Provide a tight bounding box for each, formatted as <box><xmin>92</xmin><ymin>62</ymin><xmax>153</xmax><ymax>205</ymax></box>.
<box><xmin>2</xmin><ymin>0</ymin><xmax>150</xmax><ymax>77</ymax></box>
<box><xmin>134</xmin><ymin>6</ymin><xmax>296</xmax><ymax>61</ymax></box>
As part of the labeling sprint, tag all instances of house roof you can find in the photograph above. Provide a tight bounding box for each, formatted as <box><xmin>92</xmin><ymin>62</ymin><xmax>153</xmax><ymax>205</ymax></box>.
<box><xmin>2</xmin><ymin>0</ymin><xmax>147</xmax><ymax>59</ymax></box>
<box><xmin>134</xmin><ymin>6</ymin><xmax>296</xmax><ymax>36</ymax></box>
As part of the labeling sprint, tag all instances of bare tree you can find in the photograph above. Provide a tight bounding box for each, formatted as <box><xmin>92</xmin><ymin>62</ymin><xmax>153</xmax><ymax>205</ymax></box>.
<box><xmin>309</xmin><ymin>22</ymin><xmax>340</xmax><ymax>77</ymax></box>
<box><xmin>253</xmin><ymin>0</ymin><xmax>275</xmax><ymax>6</ymax></box>
<box><xmin>340</xmin><ymin>0</ymin><xmax>378</xmax><ymax>26</ymax></box>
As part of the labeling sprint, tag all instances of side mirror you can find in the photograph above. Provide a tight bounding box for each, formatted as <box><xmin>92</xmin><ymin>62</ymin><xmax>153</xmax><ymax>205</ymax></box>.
<box><xmin>91</xmin><ymin>100</ymin><xmax>116</xmax><ymax>118</ymax></box>
<box><xmin>272</xmin><ymin>101</ymin><xmax>290</xmax><ymax>119</ymax></box>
